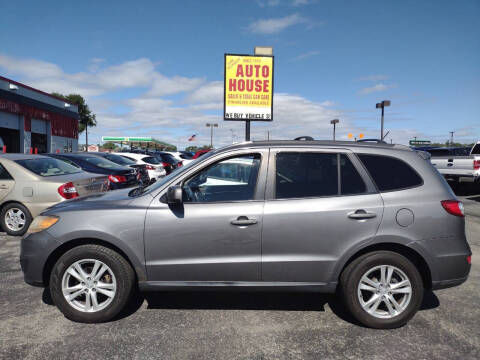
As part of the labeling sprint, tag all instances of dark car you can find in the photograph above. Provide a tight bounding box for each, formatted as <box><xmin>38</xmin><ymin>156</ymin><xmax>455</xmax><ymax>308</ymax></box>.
<box><xmin>86</xmin><ymin>152</ymin><xmax>150</xmax><ymax>185</ymax></box>
<box><xmin>150</xmin><ymin>151</ymin><xmax>182</xmax><ymax>174</ymax></box>
<box><xmin>46</xmin><ymin>153</ymin><xmax>140</xmax><ymax>190</ymax></box>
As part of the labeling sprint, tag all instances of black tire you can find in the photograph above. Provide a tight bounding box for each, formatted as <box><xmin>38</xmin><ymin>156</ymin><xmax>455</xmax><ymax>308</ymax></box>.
<box><xmin>0</xmin><ymin>202</ymin><xmax>32</xmax><ymax>236</ymax></box>
<box><xmin>49</xmin><ymin>244</ymin><xmax>135</xmax><ymax>323</ymax></box>
<box><xmin>339</xmin><ymin>251</ymin><xmax>424</xmax><ymax>329</ymax></box>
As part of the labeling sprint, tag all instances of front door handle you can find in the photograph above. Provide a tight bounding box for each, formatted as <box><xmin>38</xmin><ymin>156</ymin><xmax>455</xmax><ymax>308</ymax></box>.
<box><xmin>348</xmin><ymin>210</ymin><xmax>377</xmax><ymax>220</ymax></box>
<box><xmin>0</xmin><ymin>184</ymin><xmax>9</xmax><ymax>189</ymax></box>
<box><xmin>231</xmin><ymin>216</ymin><xmax>258</xmax><ymax>226</ymax></box>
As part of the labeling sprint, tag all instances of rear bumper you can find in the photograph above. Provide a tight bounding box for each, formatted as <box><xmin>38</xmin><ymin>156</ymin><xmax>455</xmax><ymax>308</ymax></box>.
<box><xmin>432</xmin><ymin>276</ymin><xmax>469</xmax><ymax>290</ymax></box>
<box><xmin>20</xmin><ymin>230</ymin><xmax>60</xmax><ymax>287</ymax></box>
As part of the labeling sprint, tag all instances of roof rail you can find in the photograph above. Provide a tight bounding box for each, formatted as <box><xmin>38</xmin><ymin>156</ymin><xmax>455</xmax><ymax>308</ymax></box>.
<box><xmin>356</xmin><ymin>138</ymin><xmax>388</xmax><ymax>144</ymax></box>
<box><xmin>294</xmin><ymin>136</ymin><xmax>315</xmax><ymax>141</ymax></box>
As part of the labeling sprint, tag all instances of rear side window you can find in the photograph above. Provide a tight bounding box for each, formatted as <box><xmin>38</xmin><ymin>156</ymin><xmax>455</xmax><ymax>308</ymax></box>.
<box><xmin>0</xmin><ymin>163</ymin><xmax>13</xmax><ymax>180</ymax></box>
<box><xmin>471</xmin><ymin>144</ymin><xmax>480</xmax><ymax>155</ymax></box>
<box><xmin>142</xmin><ymin>156</ymin><xmax>161</xmax><ymax>165</ymax></box>
<box><xmin>15</xmin><ymin>158</ymin><xmax>82</xmax><ymax>177</ymax></box>
<box><xmin>358</xmin><ymin>154</ymin><xmax>423</xmax><ymax>192</ymax></box>
<box><xmin>275</xmin><ymin>153</ymin><xmax>366</xmax><ymax>199</ymax></box>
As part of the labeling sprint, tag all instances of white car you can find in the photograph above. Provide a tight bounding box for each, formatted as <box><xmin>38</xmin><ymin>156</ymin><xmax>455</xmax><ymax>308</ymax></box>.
<box><xmin>113</xmin><ymin>153</ymin><xmax>166</xmax><ymax>180</ymax></box>
<box><xmin>165</xmin><ymin>151</ymin><xmax>194</xmax><ymax>166</ymax></box>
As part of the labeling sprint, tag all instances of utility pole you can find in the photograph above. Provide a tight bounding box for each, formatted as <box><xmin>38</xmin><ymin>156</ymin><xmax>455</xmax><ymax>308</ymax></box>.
<box><xmin>267</xmin><ymin>130</ymin><xmax>270</xmax><ymax>141</ymax></box>
<box><xmin>376</xmin><ymin>100</ymin><xmax>391</xmax><ymax>140</ymax></box>
<box><xmin>85</xmin><ymin>125</ymin><xmax>88</xmax><ymax>151</ymax></box>
<box><xmin>206</xmin><ymin>123</ymin><xmax>218</xmax><ymax>148</ymax></box>
<box><xmin>449</xmin><ymin>131</ymin><xmax>454</xmax><ymax>146</ymax></box>
<box><xmin>330</xmin><ymin>119</ymin><xmax>339</xmax><ymax>140</ymax></box>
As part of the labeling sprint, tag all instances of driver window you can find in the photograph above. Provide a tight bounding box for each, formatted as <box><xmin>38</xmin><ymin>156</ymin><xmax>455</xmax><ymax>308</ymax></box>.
<box><xmin>183</xmin><ymin>154</ymin><xmax>261</xmax><ymax>203</ymax></box>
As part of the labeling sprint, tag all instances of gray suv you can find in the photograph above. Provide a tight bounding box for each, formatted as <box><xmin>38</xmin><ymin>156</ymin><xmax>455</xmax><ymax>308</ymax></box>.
<box><xmin>20</xmin><ymin>141</ymin><xmax>471</xmax><ymax>328</ymax></box>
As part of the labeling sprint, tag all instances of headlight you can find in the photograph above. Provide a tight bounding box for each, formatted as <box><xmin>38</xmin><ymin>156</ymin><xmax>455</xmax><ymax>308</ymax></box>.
<box><xmin>27</xmin><ymin>216</ymin><xmax>59</xmax><ymax>234</ymax></box>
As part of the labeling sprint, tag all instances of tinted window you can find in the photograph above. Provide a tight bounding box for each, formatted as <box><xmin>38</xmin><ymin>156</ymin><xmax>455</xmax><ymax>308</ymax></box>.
<box><xmin>160</xmin><ymin>153</ymin><xmax>177</xmax><ymax>163</ymax></box>
<box><xmin>471</xmin><ymin>144</ymin><xmax>480</xmax><ymax>155</ymax></box>
<box><xmin>82</xmin><ymin>156</ymin><xmax>123</xmax><ymax>169</ymax></box>
<box><xmin>183</xmin><ymin>154</ymin><xmax>261</xmax><ymax>202</ymax></box>
<box><xmin>0</xmin><ymin>163</ymin><xmax>13</xmax><ymax>180</ymax></box>
<box><xmin>340</xmin><ymin>154</ymin><xmax>366</xmax><ymax>195</ymax></box>
<box><xmin>142</xmin><ymin>156</ymin><xmax>161</xmax><ymax>165</ymax></box>
<box><xmin>358</xmin><ymin>154</ymin><xmax>423</xmax><ymax>191</ymax></box>
<box><xmin>276</xmin><ymin>153</ymin><xmax>338</xmax><ymax>199</ymax></box>
<box><xmin>16</xmin><ymin>158</ymin><xmax>82</xmax><ymax>177</ymax></box>
<box><xmin>104</xmin><ymin>153</ymin><xmax>136</xmax><ymax>165</ymax></box>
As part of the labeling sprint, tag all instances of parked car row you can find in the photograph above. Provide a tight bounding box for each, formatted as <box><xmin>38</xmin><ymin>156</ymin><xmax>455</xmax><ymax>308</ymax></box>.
<box><xmin>0</xmin><ymin>149</ymin><xmax>197</xmax><ymax>235</ymax></box>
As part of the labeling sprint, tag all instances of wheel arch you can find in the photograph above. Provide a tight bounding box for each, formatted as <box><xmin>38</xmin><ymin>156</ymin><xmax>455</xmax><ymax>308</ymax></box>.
<box><xmin>42</xmin><ymin>237</ymin><xmax>146</xmax><ymax>286</ymax></box>
<box><xmin>336</xmin><ymin>242</ymin><xmax>433</xmax><ymax>290</ymax></box>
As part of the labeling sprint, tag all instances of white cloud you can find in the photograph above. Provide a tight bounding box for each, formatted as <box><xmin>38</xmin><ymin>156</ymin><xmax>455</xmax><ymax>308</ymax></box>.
<box><xmin>289</xmin><ymin>50</ymin><xmax>320</xmax><ymax>62</ymax></box>
<box><xmin>291</xmin><ymin>0</ymin><xmax>310</xmax><ymax>6</ymax></box>
<box><xmin>1</xmin><ymin>53</ymin><xmax>431</xmax><ymax>148</ymax></box>
<box><xmin>185</xmin><ymin>81</ymin><xmax>223</xmax><ymax>104</ymax></box>
<box><xmin>355</xmin><ymin>74</ymin><xmax>390</xmax><ymax>82</ymax></box>
<box><xmin>247</xmin><ymin>14</ymin><xmax>307</xmax><ymax>34</ymax></box>
<box><xmin>358</xmin><ymin>83</ymin><xmax>397</xmax><ymax>95</ymax></box>
<box><xmin>257</xmin><ymin>0</ymin><xmax>281</xmax><ymax>7</ymax></box>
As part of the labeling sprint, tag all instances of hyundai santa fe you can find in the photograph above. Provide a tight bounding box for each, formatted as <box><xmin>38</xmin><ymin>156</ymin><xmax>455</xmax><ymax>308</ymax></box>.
<box><xmin>20</xmin><ymin>140</ymin><xmax>471</xmax><ymax>328</ymax></box>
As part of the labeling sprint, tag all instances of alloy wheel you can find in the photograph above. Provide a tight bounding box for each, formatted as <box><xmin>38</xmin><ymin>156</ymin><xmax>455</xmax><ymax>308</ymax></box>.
<box><xmin>61</xmin><ymin>259</ymin><xmax>117</xmax><ymax>313</ymax></box>
<box><xmin>357</xmin><ymin>265</ymin><xmax>412</xmax><ymax>319</ymax></box>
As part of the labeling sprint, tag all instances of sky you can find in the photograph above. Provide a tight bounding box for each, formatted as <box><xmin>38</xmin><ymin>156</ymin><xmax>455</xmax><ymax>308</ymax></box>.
<box><xmin>1</xmin><ymin>0</ymin><xmax>479</xmax><ymax>149</ymax></box>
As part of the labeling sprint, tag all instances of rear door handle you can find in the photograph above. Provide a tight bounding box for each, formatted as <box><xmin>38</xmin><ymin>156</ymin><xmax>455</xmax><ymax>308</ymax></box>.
<box><xmin>348</xmin><ymin>210</ymin><xmax>377</xmax><ymax>220</ymax></box>
<box><xmin>231</xmin><ymin>216</ymin><xmax>258</xmax><ymax>226</ymax></box>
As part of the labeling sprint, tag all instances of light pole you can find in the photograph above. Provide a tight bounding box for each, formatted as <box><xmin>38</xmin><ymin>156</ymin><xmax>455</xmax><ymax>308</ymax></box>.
<box><xmin>376</xmin><ymin>100</ymin><xmax>391</xmax><ymax>140</ymax></box>
<box><xmin>206</xmin><ymin>123</ymin><xmax>218</xmax><ymax>148</ymax></box>
<box><xmin>449</xmin><ymin>131</ymin><xmax>454</xmax><ymax>146</ymax></box>
<box><xmin>330</xmin><ymin>119</ymin><xmax>339</xmax><ymax>140</ymax></box>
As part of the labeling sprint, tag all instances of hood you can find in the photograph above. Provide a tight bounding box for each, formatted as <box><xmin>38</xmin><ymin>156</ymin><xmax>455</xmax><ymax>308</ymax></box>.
<box><xmin>43</xmin><ymin>188</ymin><xmax>137</xmax><ymax>214</ymax></box>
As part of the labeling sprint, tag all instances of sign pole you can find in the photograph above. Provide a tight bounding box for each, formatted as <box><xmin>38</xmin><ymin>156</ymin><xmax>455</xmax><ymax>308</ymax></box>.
<box><xmin>245</xmin><ymin>120</ymin><xmax>251</xmax><ymax>141</ymax></box>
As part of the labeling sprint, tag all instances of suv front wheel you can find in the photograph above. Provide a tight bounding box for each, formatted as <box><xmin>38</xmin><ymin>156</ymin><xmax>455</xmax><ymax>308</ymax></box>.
<box><xmin>49</xmin><ymin>244</ymin><xmax>135</xmax><ymax>323</ymax></box>
<box><xmin>340</xmin><ymin>251</ymin><xmax>424</xmax><ymax>329</ymax></box>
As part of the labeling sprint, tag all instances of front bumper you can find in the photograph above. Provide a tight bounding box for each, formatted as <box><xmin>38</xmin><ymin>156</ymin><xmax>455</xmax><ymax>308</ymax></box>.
<box><xmin>20</xmin><ymin>230</ymin><xmax>61</xmax><ymax>287</ymax></box>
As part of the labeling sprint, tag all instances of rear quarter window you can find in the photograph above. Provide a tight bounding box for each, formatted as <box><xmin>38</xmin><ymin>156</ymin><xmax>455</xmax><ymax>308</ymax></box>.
<box><xmin>358</xmin><ymin>154</ymin><xmax>423</xmax><ymax>192</ymax></box>
<box><xmin>0</xmin><ymin>163</ymin><xmax>13</xmax><ymax>180</ymax></box>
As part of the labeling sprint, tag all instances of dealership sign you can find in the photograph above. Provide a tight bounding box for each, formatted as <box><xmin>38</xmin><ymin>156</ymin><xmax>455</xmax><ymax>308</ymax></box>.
<box><xmin>224</xmin><ymin>54</ymin><xmax>274</xmax><ymax>121</ymax></box>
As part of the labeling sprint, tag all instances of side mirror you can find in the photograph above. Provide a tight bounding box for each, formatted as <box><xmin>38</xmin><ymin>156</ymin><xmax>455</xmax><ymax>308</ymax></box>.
<box><xmin>167</xmin><ymin>185</ymin><xmax>183</xmax><ymax>204</ymax></box>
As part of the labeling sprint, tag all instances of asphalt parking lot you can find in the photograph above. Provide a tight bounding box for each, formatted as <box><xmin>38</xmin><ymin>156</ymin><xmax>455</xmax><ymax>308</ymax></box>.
<box><xmin>1</xmin><ymin>186</ymin><xmax>479</xmax><ymax>360</ymax></box>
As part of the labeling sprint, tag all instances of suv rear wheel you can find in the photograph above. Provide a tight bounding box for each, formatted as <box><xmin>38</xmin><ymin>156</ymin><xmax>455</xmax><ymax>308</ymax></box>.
<box><xmin>49</xmin><ymin>244</ymin><xmax>135</xmax><ymax>323</ymax></box>
<box><xmin>340</xmin><ymin>251</ymin><xmax>423</xmax><ymax>329</ymax></box>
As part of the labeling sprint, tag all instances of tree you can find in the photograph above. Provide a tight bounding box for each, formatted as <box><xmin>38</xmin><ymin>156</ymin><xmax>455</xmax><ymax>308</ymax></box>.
<box><xmin>185</xmin><ymin>145</ymin><xmax>212</xmax><ymax>152</ymax></box>
<box><xmin>102</xmin><ymin>142</ymin><xmax>118</xmax><ymax>151</ymax></box>
<box><xmin>52</xmin><ymin>93</ymin><xmax>97</xmax><ymax>149</ymax></box>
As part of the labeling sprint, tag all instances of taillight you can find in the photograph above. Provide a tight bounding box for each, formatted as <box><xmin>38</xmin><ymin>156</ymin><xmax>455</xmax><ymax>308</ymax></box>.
<box><xmin>108</xmin><ymin>174</ymin><xmax>127</xmax><ymax>183</ymax></box>
<box><xmin>58</xmin><ymin>182</ymin><xmax>79</xmax><ymax>199</ymax></box>
<box><xmin>178</xmin><ymin>162</ymin><xmax>183</xmax><ymax>167</ymax></box>
<box><xmin>145</xmin><ymin>165</ymin><xmax>155</xmax><ymax>170</ymax></box>
<box><xmin>467</xmin><ymin>255</ymin><xmax>472</xmax><ymax>264</ymax></box>
<box><xmin>474</xmin><ymin>160</ymin><xmax>480</xmax><ymax>170</ymax></box>
<box><xmin>162</xmin><ymin>162</ymin><xmax>169</xmax><ymax>167</ymax></box>
<box><xmin>441</xmin><ymin>200</ymin><xmax>465</xmax><ymax>217</ymax></box>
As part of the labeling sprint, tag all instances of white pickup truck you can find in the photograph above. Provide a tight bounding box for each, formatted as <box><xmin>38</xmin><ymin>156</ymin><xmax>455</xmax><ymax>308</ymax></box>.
<box><xmin>424</xmin><ymin>141</ymin><xmax>480</xmax><ymax>184</ymax></box>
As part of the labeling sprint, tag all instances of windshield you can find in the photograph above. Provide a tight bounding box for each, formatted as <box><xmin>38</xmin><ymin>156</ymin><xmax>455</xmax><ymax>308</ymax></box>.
<box><xmin>16</xmin><ymin>158</ymin><xmax>83</xmax><ymax>177</ymax></box>
<box><xmin>103</xmin><ymin>153</ymin><xmax>136</xmax><ymax>165</ymax></box>
<box><xmin>82</xmin><ymin>156</ymin><xmax>126</xmax><ymax>169</ymax></box>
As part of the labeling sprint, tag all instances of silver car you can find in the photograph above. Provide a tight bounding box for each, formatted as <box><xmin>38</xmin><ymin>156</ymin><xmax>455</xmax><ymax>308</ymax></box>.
<box><xmin>20</xmin><ymin>141</ymin><xmax>471</xmax><ymax>328</ymax></box>
<box><xmin>0</xmin><ymin>154</ymin><xmax>109</xmax><ymax>235</ymax></box>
